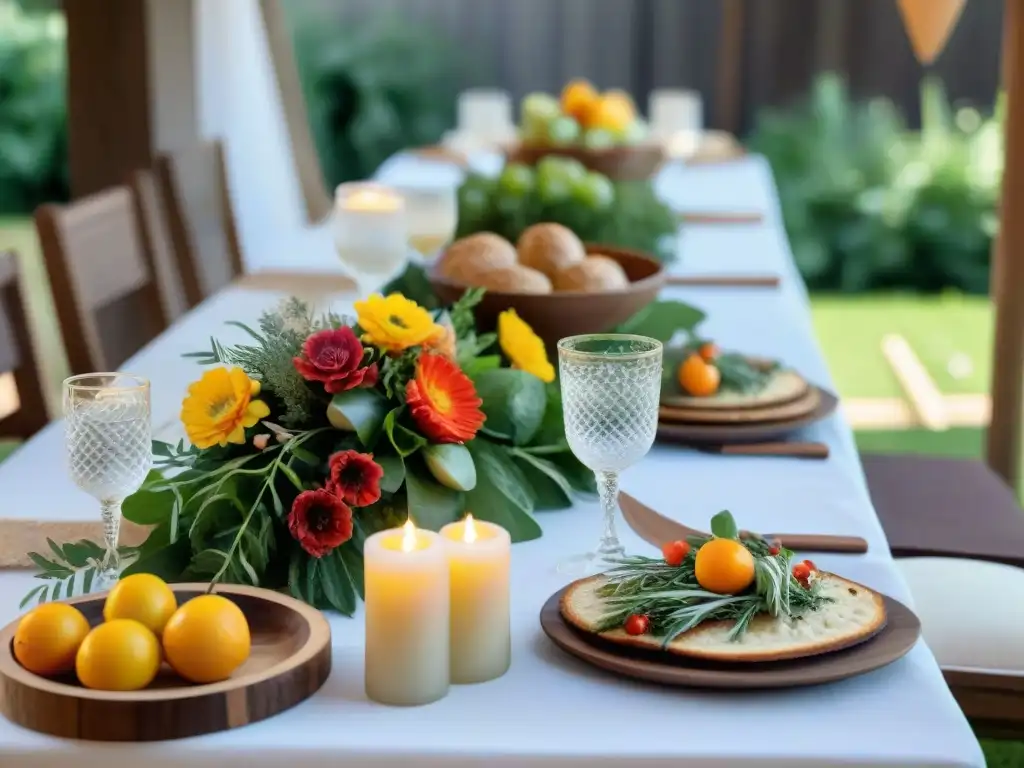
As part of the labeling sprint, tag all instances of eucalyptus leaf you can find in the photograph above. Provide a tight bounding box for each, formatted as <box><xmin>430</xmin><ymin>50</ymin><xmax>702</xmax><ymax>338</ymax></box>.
<box><xmin>474</xmin><ymin>368</ymin><xmax>546</xmax><ymax>446</ymax></box>
<box><xmin>376</xmin><ymin>451</ymin><xmax>406</xmax><ymax>494</ymax></box>
<box><xmin>405</xmin><ymin>457</ymin><xmax>464</xmax><ymax>530</ymax></box>
<box><xmin>511</xmin><ymin>449</ymin><xmax>573</xmax><ymax>510</ymax></box>
<box><xmin>320</xmin><ymin>549</ymin><xmax>357</xmax><ymax>615</ymax></box>
<box><xmin>616</xmin><ymin>300</ymin><xmax>706</xmax><ymax>343</ymax></box>
<box><xmin>465</xmin><ymin>440</ymin><xmax>542</xmax><ymax>542</ymax></box>
<box><xmin>384</xmin><ymin>408</ymin><xmax>427</xmax><ymax>457</ymax></box>
<box><xmin>327</xmin><ymin>388</ymin><xmax>389</xmax><ymax>446</ymax></box>
<box><xmin>710</xmin><ymin>510</ymin><xmax>739</xmax><ymax>540</ymax></box>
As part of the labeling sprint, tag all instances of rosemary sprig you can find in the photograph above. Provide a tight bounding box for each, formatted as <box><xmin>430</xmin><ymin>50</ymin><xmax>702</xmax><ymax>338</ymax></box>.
<box><xmin>593</xmin><ymin>543</ymin><xmax>829</xmax><ymax>647</ymax></box>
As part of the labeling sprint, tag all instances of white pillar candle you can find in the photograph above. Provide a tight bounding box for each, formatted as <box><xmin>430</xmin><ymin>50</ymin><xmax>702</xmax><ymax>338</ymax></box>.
<box><xmin>364</xmin><ymin>520</ymin><xmax>449</xmax><ymax>706</ymax></box>
<box><xmin>439</xmin><ymin>514</ymin><xmax>511</xmax><ymax>684</ymax></box>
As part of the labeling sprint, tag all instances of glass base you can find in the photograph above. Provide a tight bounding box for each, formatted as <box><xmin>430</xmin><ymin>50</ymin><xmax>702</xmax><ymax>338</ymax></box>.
<box><xmin>556</xmin><ymin>549</ymin><xmax>624</xmax><ymax>577</ymax></box>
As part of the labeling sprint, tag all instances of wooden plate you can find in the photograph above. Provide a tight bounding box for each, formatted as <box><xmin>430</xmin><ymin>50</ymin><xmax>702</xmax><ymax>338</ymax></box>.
<box><xmin>0</xmin><ymin>584</ymin><xmax>332</xmax><ymax>742</ymax></box>
<box><xmin>659</xmin><ymin>386</ymin><xmax>821</xmax><ymax>425</ymax></box>
<box><xmin>539</xmin><ymin>585</ymin><xmax>920</xmax><ymax>689</ymax></box>
<box><xmin>657</xmin><ymin>387</ymin><xmax>838</xmax><ymax>445</ymax></box>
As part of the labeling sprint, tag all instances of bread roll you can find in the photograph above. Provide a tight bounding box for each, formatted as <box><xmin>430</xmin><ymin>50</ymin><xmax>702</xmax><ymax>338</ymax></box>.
<box><xmin>516</xmin><ymin>223</ymin><xmax>586</xmax><ymax>277</ymax></box>
<box><xmin>438</xmin><ymin>232</ymin><xmax>517</xmax><ymax>285</ymax></box>
<box><xmin>553</xmin><ymin>255</ymin><xmax>629</xmax><ymax>292</ymax></box>
<box><xmin>476</xmin><ymin>265</ymin><xmax>553</xmax><ymax>294</ymax></box>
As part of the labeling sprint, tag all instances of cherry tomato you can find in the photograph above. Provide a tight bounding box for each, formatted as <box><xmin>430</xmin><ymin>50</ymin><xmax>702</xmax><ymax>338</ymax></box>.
<box><xmin>767</xmin><ymin>539</ymin><xmax>782</xmax><ymax>556</ymax></box>
<box><xmin>802</xmin><ymin>559</ymin><xmax>817</xmax><ymax>573</ymax></box>
<box><xmin>698</xmin><ymin>342</ymin><xmax>719</xmax><ymax>362</ymax></box>
<box><xmin>792</xmin><ymin>562</ymin><xmax>811</xmax><ymax>584</ymax></box>
<box><xmin>624</xmin><ymin>614</ymin><xmax>650</xmax><ymax>636</ymax></box>
<box><xmin>661</xmin><ymin>539</ymin><xmax>691</xmax><ymax>567</ymax></box>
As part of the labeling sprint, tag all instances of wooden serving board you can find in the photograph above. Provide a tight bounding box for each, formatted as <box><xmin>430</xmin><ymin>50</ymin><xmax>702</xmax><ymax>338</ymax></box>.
<box><xmin>659</xmin><ymin>386</ymin><xmax>821</xmax><ymax>425</ymax></box>
<box><xmin>657</xmin><ymin>387</ymin><xmax>839</xmax><ymax>445</ymax></box>
<box><xmin>539</xmin><ymin>585</ymin><xmax>920</xmax><ymax>689</ymax></box>
<box><xmin>0</xmin><ymin>584</ymin><xmax>332</xmax><ymax>742</ymax></box>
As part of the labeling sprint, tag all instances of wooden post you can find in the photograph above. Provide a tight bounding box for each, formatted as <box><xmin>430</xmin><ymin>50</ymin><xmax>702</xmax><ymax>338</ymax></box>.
<box><xmin>986</xmin><ymin>0</ymin><xmax>1024</xmax><ymax>487</ymax></box>
<box><xmin>63</xmin><ymin>0</ymin><xmax>198</xmax><ymax>198</ymax></box>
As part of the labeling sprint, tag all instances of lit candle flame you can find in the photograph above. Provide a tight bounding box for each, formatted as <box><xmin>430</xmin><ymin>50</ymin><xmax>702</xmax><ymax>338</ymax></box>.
<box><xmin>401</xmin><ymin>518</ymin><xmax>417</xmax><ymax>552</ymax></box>
<box><xmin>462</xmin><ymin>513</ymin><xmax>478</xmax><ymax>544</ymax></box>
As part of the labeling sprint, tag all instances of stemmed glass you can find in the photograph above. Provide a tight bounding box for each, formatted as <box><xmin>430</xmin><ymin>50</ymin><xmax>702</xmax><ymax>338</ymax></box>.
<box><xmin>64</xmin><ymin>374</ymin><xmax>152</xmax><ymax>589</ymax></box>
<box><xmin>401</xmin><ymin>185</ymin><xmax>458</xmax><ymax>262</ymax></box>
<box><xmin>334</xmin><ymin>182</ymin><xmax>410</xmax><ymax>296</ymax></box>
<box><xmin>557</xmin><ymin>335</ymin><xmax>663</xmax><ymax>573</ymax></box>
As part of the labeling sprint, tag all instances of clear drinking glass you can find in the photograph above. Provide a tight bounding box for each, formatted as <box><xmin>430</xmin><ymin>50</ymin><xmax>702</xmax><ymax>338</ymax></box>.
<box><xmin>558</xmin><ymin>335</ymin><xmax>663</xmax><ymax>573</ymax></box>
<box><xmin>649</xmin><ymin>89</ymin><xmax>703</xmax><ymax>158</ymax></box>
<box><xmin>64</xmin><ymin>374</ymin><xmax>152</xmax><ymax>589</ymax></box>
<box><xmin>456</xmin><ymin>89</ymin><xmax>514</xmax><ymax>144</ymax></box>
<box><xmin>401</xmin><ymin>185</ymin><xmax>458</xmax><ymax>261</ymax></box>
<box><xmin>334</xmin><ymin>182</ymin><xmax>409</xmax><ymax>296</ymax></box>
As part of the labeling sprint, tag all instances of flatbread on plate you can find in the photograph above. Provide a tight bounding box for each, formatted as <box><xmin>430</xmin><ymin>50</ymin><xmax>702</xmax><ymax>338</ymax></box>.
<box><xmin>659</xmin><ymin>386</ymin><xmax>821</xmax><ymax>425</ymax></box>
<box><xmin>560</xmin><ymin>572</ymin><xmax>887</xmax><ymax>663</ymax></box>
<box><xmin>662</xmin><ymin>368</ymin><xmax>808</xmax><ymax>410</ymax></box>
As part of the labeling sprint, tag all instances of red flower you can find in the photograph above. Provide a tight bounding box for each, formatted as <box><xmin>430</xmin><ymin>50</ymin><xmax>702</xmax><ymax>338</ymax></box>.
<box><xmin>405</xmin><ymin>353</ymin><xmax>485</xmax><ymax>443</ymax></box>
<box><xmin>287</xmin><ymin>489</ymin><xmax>353</xmax><ymax>558</ymax></box>
<box><xmin>327</xmin><ymin>450</ymin><xmax>383</xmax><ymax>507</ymax></box>
<box><xmin>293</xmin><ymin>327</ymin><xmax>378</xmax><ymax>394</ymax></box>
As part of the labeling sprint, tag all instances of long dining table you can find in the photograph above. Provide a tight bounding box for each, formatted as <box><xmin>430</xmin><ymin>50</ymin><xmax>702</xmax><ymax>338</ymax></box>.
<box><xmin>0</xmin><ymin>153</ymin><xmax>985</xmax><ymax>766</ymax></box>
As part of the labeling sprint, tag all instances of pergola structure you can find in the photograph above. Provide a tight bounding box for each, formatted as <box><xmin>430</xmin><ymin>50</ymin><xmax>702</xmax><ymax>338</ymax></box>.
<box><xmin>62</xmin><ymin>0</ymin><xmax>1024</xmax><ymax>490</ymax></box>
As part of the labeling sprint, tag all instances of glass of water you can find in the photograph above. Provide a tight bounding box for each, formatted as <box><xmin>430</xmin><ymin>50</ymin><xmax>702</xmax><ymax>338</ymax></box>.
<box><xmin>64</xmin><ymin>374</ymin><xmax>152</xmax><ymax>589</ymax></box>
<box><xmin>334</xmin><ymin>183</ymin><xmax>409</xmax><ymax>296</ymax></box>
<box><xmin>401</xmin><ymin>185</ymin><xmax>458</xmax><ymax>261</ymax></box>
<box><xmin>558</xmin><ymin>335</ymin><xmax>663</xmax><ymax>573</ymax></box>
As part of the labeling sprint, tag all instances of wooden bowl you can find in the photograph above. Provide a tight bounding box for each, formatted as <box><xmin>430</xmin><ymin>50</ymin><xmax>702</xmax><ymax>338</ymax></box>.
<box><xmin>0</xmin><ymin>584</ymin><xmax>331</xmax><ymax>742</ymax></box>
<box><xmin>505</xmin><ymin>142</ymin><xmax>665</xmax><ymax>181</ymax></box>
<box><xmin>430</xmin><ymin>243</ymin><xmax>665</xmax><ymax>348</ymax></box>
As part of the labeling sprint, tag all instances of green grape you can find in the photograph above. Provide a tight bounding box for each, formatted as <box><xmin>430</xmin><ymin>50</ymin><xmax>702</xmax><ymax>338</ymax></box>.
<box><xmin>498</xmin><ymin>163</ymin><xmax>535</xmax><ymax>197</ymax></box>
<box><xmin>582</xmin><ymin>128</ymin><xmax>616</xmax><ymax>150</ymax></box>
<box><xmin>546</xmin><ymin>116</ymin><xmax>581</xmax><ymax>146</ymax></box>
<box><xmin>571</xmin><ymin>171</ymin><xmax>616</xmax><ymax>210</ymax></box>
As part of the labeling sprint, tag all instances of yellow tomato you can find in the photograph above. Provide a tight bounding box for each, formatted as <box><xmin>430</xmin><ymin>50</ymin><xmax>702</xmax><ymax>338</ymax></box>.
<box><xmin>103</xmin><ymin>573</ymin><xmax>178</xmax><ymax>637</ymax></box>
<box><xmin>14</xmin><ymin>603</ymin><xmax>90</xmax><ymax>676</ymax></box>
<box><xmin>76</xmin><ymin>619</ymin><xmax>161</xmax><ymax>691</ymax></box>
<box><xmin>694</xmin><ymin>538</ymin><xmax>756</xmax><ymax>594</ymax></box>
<box><xmin>162</xmin><ymin>595</ymin><xmax>251</xmax><ymax>684</ymax></box>
<box><xmin>588</xmin><ymin>93</ymin><xmax>637</xmax><ymax>134</ymax></box>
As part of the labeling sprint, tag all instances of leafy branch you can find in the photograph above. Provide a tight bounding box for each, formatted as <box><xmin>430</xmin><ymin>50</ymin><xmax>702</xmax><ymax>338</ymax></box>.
<box><xmin>22</xmin><ymin>539</ymin><xmax>140</xmax><ymax>608</ymax></box>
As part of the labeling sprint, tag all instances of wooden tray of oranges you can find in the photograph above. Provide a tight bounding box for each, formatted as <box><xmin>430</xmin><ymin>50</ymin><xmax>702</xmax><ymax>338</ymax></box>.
<box><xmin>0</xmin><ymin>577</ymin><xmax>331</xmax><ymax>741</ymax></box>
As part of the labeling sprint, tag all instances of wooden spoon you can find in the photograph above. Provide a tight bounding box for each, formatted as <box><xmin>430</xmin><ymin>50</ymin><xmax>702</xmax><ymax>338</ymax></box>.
<box><xmin>619</xmin><ymin>491</ymin><xmax>869</xmax><ymax>554</ymax></box>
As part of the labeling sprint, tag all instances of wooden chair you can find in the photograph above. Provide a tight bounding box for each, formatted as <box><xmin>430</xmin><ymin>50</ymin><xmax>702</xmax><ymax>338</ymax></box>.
<box><xmin>128</xmin><ymin>168</ymin><xmax>189</xmax><ymax>322</ymax></box>
<box><xmin>34</xmin><ymin>187</ymin><xmax>169</xmax><ymax>374</ymax></box>
<box><xmin>0</xmin><ymin>251</ymin><xmax>48</xmax><ymax>439</ymax></box>
<box><xmin>155</xmin><ymin>140</ymin><xmax>244</xmax><ymax>308</ymax></box>
<box><xmin>861</xmin><ymin>453</ymin><xmax>1024</xmax><ymax>736</ymax></box>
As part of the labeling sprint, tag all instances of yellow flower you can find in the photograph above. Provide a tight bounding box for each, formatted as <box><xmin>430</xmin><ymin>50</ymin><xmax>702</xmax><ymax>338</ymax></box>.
<box><xmin>498</xmin><ymin>309</ymin><xmax>555</xmax><ymax>383</ymax></box>
<box><xmin>181</xmin><ymin>367</ymin><xmax>270</xmax><ymax>449</ymax></box>
<box><xmin>355</xmin><ymin>293</ymin><xmax>444</xmax><ymax>353</ymax></box>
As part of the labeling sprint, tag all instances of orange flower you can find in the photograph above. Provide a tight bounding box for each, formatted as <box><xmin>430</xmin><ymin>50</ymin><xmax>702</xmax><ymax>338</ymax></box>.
<box><xmin>405</xmin><ymin>353</ymin><xmax>485</xmax><ymax>443</ymax></box>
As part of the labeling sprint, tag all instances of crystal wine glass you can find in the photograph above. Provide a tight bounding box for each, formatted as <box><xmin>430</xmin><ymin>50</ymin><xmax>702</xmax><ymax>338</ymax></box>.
<box><xmin>558</xmin><ymin>334</ymin><xmax>663</xmax><ymax>573</ymax></box>
<box><xmin>64</xmin><ymin>374</ymin><xmax>152</xmax><ymax>589</ymax></box>
<box><xmin>334</xmin><ymin>182</ymin><xmax>410</xmax><ymax>296</ymax></box>
<box><xmin>401</xmin><ymin>185</ymin><xmax>458</xmax><ymax>261</ymax></box>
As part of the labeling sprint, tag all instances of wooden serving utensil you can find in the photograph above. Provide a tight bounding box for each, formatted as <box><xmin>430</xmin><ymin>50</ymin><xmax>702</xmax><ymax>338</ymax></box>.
<box><xmin>676</xmin><ymin>211</ymin><xmax>763</xmax><ymax>225</ymax></box>
<box><xmin>619</xmin><ymin>491</ymin><xmax>869</xmax><ymax>554</ymax></box>
<box><xmin>666</xmin><ymin>274</ymin><xmax>780</xmax><ymax>288</ymax></box>
<box><xmin>697</xmin><ymin>441</ymin><xmax>830</xmax><ymax>460</ymax></box>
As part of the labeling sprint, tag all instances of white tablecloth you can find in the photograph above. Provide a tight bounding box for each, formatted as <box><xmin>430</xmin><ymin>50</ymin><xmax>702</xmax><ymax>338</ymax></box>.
<box><xmin>0</xmin><ymin>156</ymin><xmax>984</xmax><ymax>766</ymax></box>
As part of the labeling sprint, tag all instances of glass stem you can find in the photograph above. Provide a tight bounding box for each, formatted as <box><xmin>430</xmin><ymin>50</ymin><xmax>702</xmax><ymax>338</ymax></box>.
<box><xmin>98</xmin><ymin>500</ymin><xmax>122</xmax><ymax>586</ymax></box>
<box><xmin>595</xmin><ymin>470</ymin><xmax>625</xmax><ymax>563</ymax></box>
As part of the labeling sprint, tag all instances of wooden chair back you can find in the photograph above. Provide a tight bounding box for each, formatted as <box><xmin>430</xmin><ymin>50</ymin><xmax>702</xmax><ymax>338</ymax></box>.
<box><xmin>0</xmin><ymin>251</ymin><xmax>49</xmax><ymax>438</ymax></box>
<box><xmin>156</xmin><ymin>140</ymin><xmax>244</xmax><ymax>307</ymax></box>
<box><xmin>128</xmin><ymin>168</ymin><xmax>189</xmax><ymax>322</ymax></box>
<box><xmin>34</xmin><ymin>188</ymin><xmax>169</xmax><ymax>374</ymax></box>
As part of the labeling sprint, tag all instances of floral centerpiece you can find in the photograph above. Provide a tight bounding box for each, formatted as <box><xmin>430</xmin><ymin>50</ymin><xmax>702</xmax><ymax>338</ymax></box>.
<box><xmin>26</xmin><ymin>287</ymin><xmax>703</xmax><ymax>612</ymax></box>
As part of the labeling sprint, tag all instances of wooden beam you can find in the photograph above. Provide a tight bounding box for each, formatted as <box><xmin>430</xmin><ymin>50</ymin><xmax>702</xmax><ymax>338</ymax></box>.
<box><xmin>986</xmin><ymin>0</ymin><xmax>1024</xmax><ymax>486</ymax></box>
<box><xmin>714</xmin><ymin>0</ymin><xmax>744</xmax><ymax>134</ymax></box>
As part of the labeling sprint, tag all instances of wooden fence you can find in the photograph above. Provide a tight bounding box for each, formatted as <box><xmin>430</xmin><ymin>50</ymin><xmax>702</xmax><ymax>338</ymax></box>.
<box><xmin>285</xmin><ymin>0</ymin><xmax>1003</xmax><ymax>134</ymax></box>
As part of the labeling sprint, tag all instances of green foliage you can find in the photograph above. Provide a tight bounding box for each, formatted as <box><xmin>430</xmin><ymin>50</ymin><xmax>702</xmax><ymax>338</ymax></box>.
<box><xmin>455</xmin><ymin>171</ymin><xmax>679</xmax><ymax>261</ymax></box>
<box><xmin>0</xmin><ymin>1</ymin><xmax>68</xmax><ymax>214</ymax></box>
<box><xmin>749</xmin><ymin>73</ymin><xmax>1001</xmax><ymax>294</ymax></box>
<box><xmin>289</xmin><ymin>12</ymin><xmax>462</xmax><ymax>186</ymax></box>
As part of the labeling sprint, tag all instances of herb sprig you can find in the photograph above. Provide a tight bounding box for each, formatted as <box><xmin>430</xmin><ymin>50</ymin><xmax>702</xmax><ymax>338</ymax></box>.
<box><xmin>593</xmin><ymin>512</ymin><xmax>829</xmax><ymax>646</ymax></box>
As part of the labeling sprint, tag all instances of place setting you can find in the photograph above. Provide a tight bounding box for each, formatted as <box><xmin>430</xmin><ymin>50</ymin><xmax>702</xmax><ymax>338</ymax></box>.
<box><xmin>655</xmin><ymin>336</ymin><xmax>838</xmax><ymax>455</ymax></box>
<box><xmin>537</xmin><ymin>330</ymin><xmax>916</xmax><ymax>692</ymax></box>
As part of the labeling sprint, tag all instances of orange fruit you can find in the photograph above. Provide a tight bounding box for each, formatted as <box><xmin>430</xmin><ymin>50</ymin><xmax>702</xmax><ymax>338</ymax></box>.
<box><xmin>698</xmin><ymin>342</ymin><xmax>719</xmax><ymax>362</ymax></box>
<box><xmin>162</xmin><ymin>595</ymin><xmax>250</xmax><ymax>684</ymax></box>
<box><xmin>588</xmin><ymin>93</ymin><xmax>637</xmax><ymax>134</ymax></box>
<box><xmin>103</xmin><ymin>573</ymin><xmax>178</xmax><ymax>638</ymax></box>
<box><xmin>694</xmin><ymin>538</ymin><xmax>756</xmax><ymax>595</ymax></box>
<box><xmin>678</xmin><ymin>354</ymin><xmax>721</xmax><ymax>397</ymax></box>
<box><xmin>560</xmin><ymin>79</ymin><xmax>600</xmax><ymax>125</ymax></box>
<box><xmin>76</xmin><ymin>619</ymin><xmax>161</xmax><ymax>691</ymax></box>
<box><xmin>14</xmin><ymin>603</ymin><xmax>90</xmax><ymax>676</ymax></box>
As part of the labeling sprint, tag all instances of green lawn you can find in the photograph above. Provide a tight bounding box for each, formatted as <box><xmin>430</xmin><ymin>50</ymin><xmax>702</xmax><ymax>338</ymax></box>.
<box><xmin>811</xmin><ymin>293</ymin><xmax>992</xmax><ymax>399</ymax></box>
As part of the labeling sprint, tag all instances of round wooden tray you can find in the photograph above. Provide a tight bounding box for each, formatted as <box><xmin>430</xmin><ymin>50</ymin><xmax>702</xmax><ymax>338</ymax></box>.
<box><xmin>656</xmin><ymin>386</ymin><xmax>838</xmax><ymax>445</ymax></box>
<box><xmin>0</xmin><ymin>584</ymin><xmax>332</xmax><ymax>742</ymax></box>
<box><xmin>660</xmin><ymin>386</ymin><xmax>821</xmax><ymax>425</ymax></box>
<box><xmin>539</xmin><ymin>585</ymin><xmax>920</xmax><ymax>689</ymax></box>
